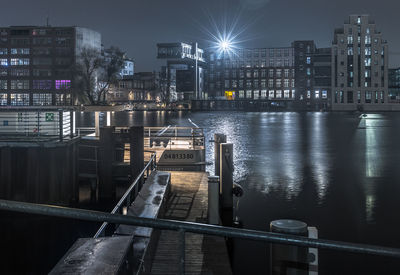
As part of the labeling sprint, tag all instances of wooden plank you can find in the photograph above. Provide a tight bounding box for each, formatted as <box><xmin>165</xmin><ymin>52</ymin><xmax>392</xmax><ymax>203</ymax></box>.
<box><xmin>151</xmin><ymin>171</ymin><xmax>232</xmax><ymax>275</ymax></box>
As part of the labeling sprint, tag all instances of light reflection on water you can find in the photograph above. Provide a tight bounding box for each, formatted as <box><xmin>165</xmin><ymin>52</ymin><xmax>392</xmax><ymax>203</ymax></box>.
<box><xmin>76</xmin><ymin>111</ymin><xmax>400</xmax><ymax>274</ymax></box>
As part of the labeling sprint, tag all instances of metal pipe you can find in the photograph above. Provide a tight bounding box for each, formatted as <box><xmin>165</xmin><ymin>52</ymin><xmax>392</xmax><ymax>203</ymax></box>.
<box><xmin>94</xmin><ymin>152</ymin><xmax>156</xmax><ymax>238</ymax></box>
<box><xmin>1</xmin><ymin>199</ymin><xmax>400</xmax><ymax>258</ymax></box>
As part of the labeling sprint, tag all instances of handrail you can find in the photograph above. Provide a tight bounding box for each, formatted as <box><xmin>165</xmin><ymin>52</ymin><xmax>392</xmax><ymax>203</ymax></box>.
<box><xmin>1</xmin><ymin>199</ymin><xmax>400</xmax><ymax>258</ymax></box>
<box><xmin>93</xmin><ymin>151</ymin><xmax>157</xmax><ymax>238</ymax></box>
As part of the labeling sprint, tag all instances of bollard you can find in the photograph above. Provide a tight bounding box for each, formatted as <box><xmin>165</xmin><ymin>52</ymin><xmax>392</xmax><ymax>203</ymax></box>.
<box><xmin>270</xmin><ymin>219</ymin><xmax>309</xmax><ymax>275</ymax></box>
<box><xmin>208</xmin><ymin>176</ymin><xmax>220</xmax><ymax>225</ymax></box>
<box><xmin>214</xmin><ymin>133</ymin><xmax>226</xmax><ymax>177</ymax></box>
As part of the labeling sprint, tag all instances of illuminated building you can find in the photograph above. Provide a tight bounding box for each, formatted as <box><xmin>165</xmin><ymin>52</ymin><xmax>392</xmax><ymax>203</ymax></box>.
<box><xmin>0</xmin><ymin>26</ymin><xmax>101</xmax><ymax>106</ymax></box>
<box><xmin>157</xmin><ymin>42</ymin><xmax>205</xmax><ymax>101</ymax></box>
<box><xmin>332</xmin><ymin>15</ymin><xmax>389</xmax><ymax>111</ymax></box>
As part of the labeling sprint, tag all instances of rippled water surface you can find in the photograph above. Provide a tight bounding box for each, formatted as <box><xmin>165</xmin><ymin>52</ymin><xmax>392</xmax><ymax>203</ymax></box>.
<box><xmin>78</xmin><ymin>111</ymin><xmax>400</xmax><ymax>274</ymax></box>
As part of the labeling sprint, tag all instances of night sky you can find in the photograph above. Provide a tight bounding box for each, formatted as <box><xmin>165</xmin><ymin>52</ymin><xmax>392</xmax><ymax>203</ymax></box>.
<box><xmin>2</xmin><ymin>0</ymin><xmax>400</xmax><ymax>71</ymax></box>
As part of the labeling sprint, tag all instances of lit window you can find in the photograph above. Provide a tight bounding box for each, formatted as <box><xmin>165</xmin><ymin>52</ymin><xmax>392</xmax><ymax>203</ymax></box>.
<box><xmin>307</xmin><ymin>90</ymin><xmax>311</xmax><ymax>99</ymax></box>
<box><xmin>0</xmin><ymin>58</ymin><xmax>8</xmax><ymax>66</ymax></box>
<box><xmin>306</xmin><ymin>68</ymin><xmax>311</xmax><ymax>76</ymax></box>
<box><xmin>0</xmin><ymin>93</ymin><xmax>7</xmax><ymax>105</ymax></box>
<box><xmin>284</xmin><ymin>90</ymin><xmax>290</xmax><ymax>98</ymax></box>
<box><xmin>306</xmin><ymin>56</ymin><xmax>311</xmax><ymax>64</ymax></box>
<box><xmin>347</xmin><ymin>35</ymin><xmax>353</xmax><ymax>44</ymax></box>
<box><xmin>246</xmin><ymin>90</ymin><xmax>252</xmax><ymax>98</ymax></box>
<box><xmin>276</xmin><ymin>90</ymin><xmax>282</xmax><ymax>98</ymax></box>
<box><xmin>0</xmin><ymin>48</ymin><xmax>7</xmax><ymax>55</ymax></box>
<box><xmin>315</xmin><ymin>90</ymin><xmax>320</xmax><ymax>99</ymax></box>
<box><xmin>291</xmin><ymin>90</ymin><xmax>295</xmax><ymax>99</ymax></box>
<box><xmin>261</xmin><ymin>90</ymin><xmax>267</xmax><ymax>98</ymax></box>
<box><xmin>32</xmin><ymin>93</ymin><xmax>52</xmax><ymax>105</ymax></box>
<box><xmin>10</xmin><ymin>93</ymin><xmax>29</xmax><ymax>106</ymax></box>
<box><xmin>10</xmin><ymin>58</ymin><xmax>29</xmax><ymax>66</ymax></box>
<box><xmin>269</xmin><ymin>90</ymin><xmax>274</xmax><ymax>99</ymax></box>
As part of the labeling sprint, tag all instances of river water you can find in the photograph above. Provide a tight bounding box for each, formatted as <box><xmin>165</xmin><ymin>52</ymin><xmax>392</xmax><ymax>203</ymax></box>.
<box><xmin>77</xmin><ymin>111</ymin><xmax>400</xmax><ymax>274</ymax></box>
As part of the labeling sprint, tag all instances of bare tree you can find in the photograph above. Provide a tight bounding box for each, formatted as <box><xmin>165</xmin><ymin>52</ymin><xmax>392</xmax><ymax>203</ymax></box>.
<box><xmin>74</xmin><ymin>48</ymin><xmax>103</xmax><ymax>105</ymax></box>
<box><xmin>96</xmin><ymin>47</ymin><xmax>125</xmax><ymax>103</ymax></box>
<box><xmin>74</xmin><ymin>46</ymin><xmax>124</xmax><ymax>105</ymax></box>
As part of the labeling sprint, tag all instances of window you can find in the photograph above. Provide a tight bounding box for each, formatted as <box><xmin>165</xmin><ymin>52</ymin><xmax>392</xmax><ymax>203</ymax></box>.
<box><xmin>284</xmin><ymin>79</ymin><xmax>289</xmax><ymax>88</ymax></box>
<box><xmin>365</xmin><ymin>47</ymin><xmax>371</xmax><ymax>56</ymax></box>
<box><xmin>32</xmin><ymin>93</ymin><xmax>52</xmax><ymax>105</ymax></box>
<box><xmin>0</xmin><ymin>48</ymin><xmax>7</xmax><ymax>55</ymax></box>
<box><xmin>10</xmin><ymin>93</ymin><xmax>29</xmax><ymax>106</ymax></box>
<box><xmin>276</xmin><ymin>90</ymin><xmax>282</xmax><ymax>98</ymax></box>
<box><xmin>224</xmin><ymin>80</ymin><xmax>229</xmax><ymax>88</ymax></box>
<box><xmin>261</xmin><ymin>69</ymin><xmax>266</xmax><ymax>77</ymax></box>
<box><xmin>253</xmin><ymin>90</ymin><xmax>259</xmax><ymax>99</ymax></box>
<box><xmin>10</xmin><ymin>48</ymin><xmax>30</xmax><ymax>55</ymax></box>
<box><xmin>269</xmin><ymin>90</ymin><xmax>274</xmax><ymax>99</ymax></box>
<box><xmin>11</xmin><ymin>80</ymin><xmax>29</xmax><ymax>89</ymax></box>
<box><xmin>365</xmin><ymin>36</ymin><xmax>371</xmax><ymax>45</ymax></box>
<box><xmin>33</xmin><ymin>57</ymin><xmax>52</xmax><ymax>65</ymax></box>
<box><xmin>284</xmin><ymin>69</ymin><xmax>289</xmax><ymax>78</ymax></box>
<box><xmin>0</xmin><ymin>58</ymin><xmax>7</xmax><ymax>66</ymax></box>
<box><xmin>348</xmin><ymin>47</ymin><xmax>353</xmax><ymax>55</ymax></box>
<box><xmin>347</xmin><ymin>35</ymin><xmax>353</xmax><ymax>44</ymax></box>
<box><xmin>365</xmin><ymin>58</ymin><xmax>371</xmax><ymax>67</ymax></box>
<box><xmin>246</xmin><ymin>70</ymin><xmax>251</xmax><ymax>78</ymax></box>
<box><xmin>0</xmin><ymin>93</ymin><xmax>7</xmax><ymax>105</ymax></box>
<box><xmin>291</xmin><ymin>90</ymin><xmax>295</xmax><ymax>99</ymax></box>
<box><xmin>307</xmin><ymin>90</ymin><xmax>311</xmax><ymax>99</ymax></box>
<box><xmin>306</xmin><ymin>57</ymin><xmax>311</xmax><ymax>64</ymax></box>
<box><xmin>291</xmin><ymin>79</ymin><xmax>295</xmax><ymax>88</ymax></box>
<box><xmin>11</xmin><ymin>69</ymin><xmax>29</xmax><ymax>76</ymax></box>
<box><xmin>315</xmin><ymin>90</ymin><xmax>320</xmax><ymax>99</ymax></box>
<box><xmin>33</xmin><ymin>80</ymin><xmax>52</xmax><ymax>90</ymax></box>
<box><xmin>253</xmin><ymin>80</ymin><xmax>259</xmax><ymax>88</ymax></box>
<box><xmin>357</xmin><ymin>91</ymin><xmax>361</xmax><ymax>103</ymax></box>
<box><xmin>365</xmin><ymin>91</ymin><xmax>372</xmax><ymax>103</ymax></box>
<box><xmin>0</xmin><ymin>69</ymin><xmax>7</xmax><ymax>76</ymax></box>
<box><xmin>276</xmin><ymin>79</ymin><xmax>281</xmax><ymax>88</ymax></box>
<box><xmin>322</xmin><ymin>90</ymin><xmax>328</xmax><ymax>99</ymax></box>
<box><xmin>246</xmin><ymin>80</ymin><xmax>252</xmax><ymax>88</ymax></box>
<box><xmin>33</xmin><ymin>69</ymin><xmax>52</xmax><ymax>77</ymax></box>
<box><xmin>269</xmin><ymin>59</ymin><xmax>274</xmax><ymax>66</ymax></box>
<box><xmin>254</xmin><ymin>70</ymin><xmax>259</xmax><ymax>78</ymax></box>
<box><xmin>11</xmin><ymin>58</ymin><xmax>29</xmax><ymax>65</ymax></box>
<box><xmin>32</xmin><ymin>37</ymin><xmax>52</xmax><ymax>45</ymax></box>
<box><xmin>268</xmin><ymin>79</ymin><xmax>274</xmax><ymax>88</ymax></box>
<box><xmin>269</xmin><ymin>69</ymin><xmax>274</xmax><ymax>77</ymax></box>
<box><xmin>261</xmin><ymin>90</ymin><xmax>267</xmax><ymax>98</ymax></box>
<box><xmin>239</xmin><ymin>90</ymin><xmax>244</xmax><ymax>98</ymax></box>
<box><xmin>306</xmin><ymin>68</ymin><xmax>311</xmax><ymax>76</ymax></box>
<box><xmin>260</xmin><ymin>79</ymin><xmax>266</xmax><ymax>88</ymax></box>
<box><xmin>357</xmin><ymin>16</ymin><xmax>361</xmax><ymax>24</ymax></box>
<box><xmin>284</xmin><ymin>90</ymin><xmax>290</xmax><ymax>98</ymax></box>
<box><xmin>246</xmin><ymin>90</ymin><xmax>252</xmax><ymax>98</ymax></box>
<box><xmin>276</xmin><ymin>69</ymin><xmax>282</xmax><ymax>78</ymax></box>
<box><xmin>0</xmin><ymin>80</ymin><xmax>7</xmax><ymax>89</ymax></box>
<box><xmin>55</xmin><ymin>58</ymin><xmax>71</xmax><ymax>66</ymax></box>
<box><xmin>33</xmin><ymin>48</ymin><xmax>51</xmax><ymax>55</ymax></box>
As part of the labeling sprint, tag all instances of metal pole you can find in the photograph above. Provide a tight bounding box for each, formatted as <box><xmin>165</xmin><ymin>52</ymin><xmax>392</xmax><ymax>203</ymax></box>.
<box><xmin>195</xmin><ymin>42</ymin><xmax>198</xmax><ymax>100</ymax></box>
<box><xmin>208</xmin><ymin>176</ymin><xmax>220</xmax><ymax>225</ymax></box>
<box><xmin>59</xmin><ymin>110</ymin><xmax>63</xmax><ymax>142</ymax></box>
<box><xmin>1</xmin><ymin>199</ymin><xmax>400</xmax><ymax>258</ymax></box>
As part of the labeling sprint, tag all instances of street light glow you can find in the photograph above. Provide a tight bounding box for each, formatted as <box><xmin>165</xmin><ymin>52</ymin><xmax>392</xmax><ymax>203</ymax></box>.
<box><xmin>219</xmin><ymin>39</ymin><xmax>231</xmax><ymax>52</ymax></box>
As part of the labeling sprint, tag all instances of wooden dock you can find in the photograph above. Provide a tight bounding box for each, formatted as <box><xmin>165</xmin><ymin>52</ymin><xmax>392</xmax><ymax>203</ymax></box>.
<box><xmin>151</xmin><ymin>171</ymin><xmax>232</xmax><ymax>275</ymax></box>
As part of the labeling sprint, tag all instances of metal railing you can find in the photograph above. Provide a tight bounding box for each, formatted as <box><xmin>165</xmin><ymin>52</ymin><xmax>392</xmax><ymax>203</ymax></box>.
<box><xmin>93</xmin><ymin>151</ymin><xmax>157</xmax><ymax>238</ymax></box>
<box><xmin>0</xmin><ymin>199</ymin><xmax>400</xmax><ymax>274</ymax></box>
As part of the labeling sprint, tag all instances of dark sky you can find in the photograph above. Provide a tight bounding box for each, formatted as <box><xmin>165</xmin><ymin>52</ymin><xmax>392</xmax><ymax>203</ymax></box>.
<box><xmin>2</xmin><ymin>0</ymin><xmax>400</xmax><ymax>71</ymax></box>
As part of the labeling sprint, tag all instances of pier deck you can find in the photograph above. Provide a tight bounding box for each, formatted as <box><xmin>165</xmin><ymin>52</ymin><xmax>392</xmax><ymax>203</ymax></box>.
<box><xmin>151</xmin><ymin>171</ymin><xmax>232</xmax><ymax>275</ymax></box>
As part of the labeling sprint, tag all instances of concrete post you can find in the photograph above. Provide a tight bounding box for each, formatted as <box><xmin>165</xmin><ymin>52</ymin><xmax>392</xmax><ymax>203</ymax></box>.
<box><xmin>95</xmin><ymin>111</ymin><xmax>100</xmax><ymax>137</ymax></box>
<box><xmin>208</xmin><ymin>176</ymin><xmax>220</xmax><ymax>225</ymax></box>
<box><xmin>99</xmin><ymin>126</ymin><xmax>115</xmax><ymax>202</ymax></box>
<box><xmin>270</xmin><ymin>219</ymin><xmax>309</xmax><ymax>275</ymax></box>
<box><xmin>130</xmin><ymin>126</ymin><xmax>144</xmax><ymax>191</ymax></box>
<box><xmin>214</xmin><ymin>133</ymin><xmax>226</xmax><ymax>177</ymax></box>
<box><xmin>220</xmin><ymin>143</ymin><xmax>233</xmax><ymax>208</ymax></box>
